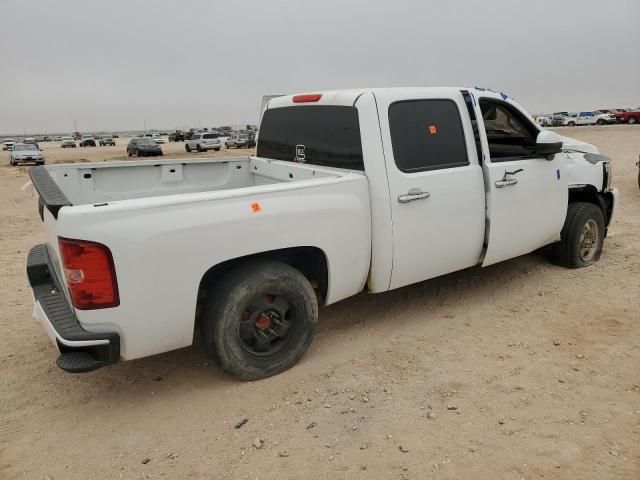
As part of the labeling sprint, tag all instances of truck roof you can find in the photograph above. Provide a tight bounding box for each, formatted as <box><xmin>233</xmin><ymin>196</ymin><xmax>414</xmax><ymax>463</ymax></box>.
<box><xmin>266</xmin><ymin>87</ymin><xmax>512</xmax><ymax>109</ymax></box>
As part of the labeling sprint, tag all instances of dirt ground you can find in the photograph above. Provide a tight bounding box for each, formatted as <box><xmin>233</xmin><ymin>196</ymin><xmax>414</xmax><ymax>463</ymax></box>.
<box><xmin>0</xmin><ymin>127</ymin><xmax>638</xmax><ymax>480</ymax></box>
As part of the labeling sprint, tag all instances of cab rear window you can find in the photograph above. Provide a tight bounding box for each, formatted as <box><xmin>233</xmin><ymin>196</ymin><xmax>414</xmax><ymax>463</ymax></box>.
<box><xmin>257</xmin><ymin>106</ymin><xmax>364</xmax><ymax>170</ymax></box>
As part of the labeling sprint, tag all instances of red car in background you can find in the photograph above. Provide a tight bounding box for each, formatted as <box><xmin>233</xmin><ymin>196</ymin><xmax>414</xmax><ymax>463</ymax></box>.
<box><xmin>614</xmin><ymin>109</ymin><xmax>640</xmax><ymax>124</ymax></box>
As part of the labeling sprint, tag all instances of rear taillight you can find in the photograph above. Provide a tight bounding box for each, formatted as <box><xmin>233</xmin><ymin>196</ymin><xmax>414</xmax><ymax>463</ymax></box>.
<box><xmin>58</xmin><ymin>237</ymin><xmax>119</xmax><ymax>310</ymax></box>
<box><xmin>293</xmin><ymin>93</ymin><xmax>322</xmax><ymax>103</ymax></box>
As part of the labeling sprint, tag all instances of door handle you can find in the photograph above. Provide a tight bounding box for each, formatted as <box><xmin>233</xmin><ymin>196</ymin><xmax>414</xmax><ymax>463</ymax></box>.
<box><xmin>398</xmin><ymin>189</ymin><xmax>430</xmax><ymax>203</ymax></box>
<box><xmin>495</xmin><ymin>178</ymin><xmax>518</xmax><ymax>188</ymax></box>
<box><xmin>495</xmin><ymin>168</ymin><xmax>523</xmax><ymax>188</ymax></box>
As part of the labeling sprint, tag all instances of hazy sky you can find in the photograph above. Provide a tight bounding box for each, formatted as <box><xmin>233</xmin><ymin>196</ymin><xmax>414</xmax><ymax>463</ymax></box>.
<box><xmin>1</xmin><ymin>0</ymin><xmax>639</xmax><ymax>134</ymax></box>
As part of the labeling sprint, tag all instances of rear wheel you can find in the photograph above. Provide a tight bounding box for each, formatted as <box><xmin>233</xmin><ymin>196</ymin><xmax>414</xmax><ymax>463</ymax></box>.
<box><xmin>196</xmin><ymin>144</ymin><xmax>202</xmax><ymax>152</ymax></box>
<box><xmin>554</xmin><ymin>202</ymin><xmax>605</xmax><ymax>268</ymax></box>
<box><xmin>629</xmin><ymin>116</ymin><xmax>638</xmax><ymax>125</ymax></box>
<box><xmin>596</xmin><ymin>119</ymin><xmax>605</xmax><ymax>125</ymax></box>
<box><xmin>185</xmin><ymin>144</ymin><xmax>191</xmax><ymax>152</ymax></box>
<box><xmin>568</xmin><ymin>121</ymin><xmax>576</xmax><ymax>126</ymax></box>
<box><xmin>200</xmin><ymin>260</ymin><xmax>318</xmax><ymax>380</ymax></box>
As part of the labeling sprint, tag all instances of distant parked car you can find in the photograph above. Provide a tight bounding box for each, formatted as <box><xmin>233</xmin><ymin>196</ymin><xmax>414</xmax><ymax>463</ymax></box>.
<box><xmin>10</xmin><ymin>143</ymin><xmax>44</xmax><ymax>165</ymax></box>
<box><xmin>591</xmin><ymin>111</ymin><xmax>618</xmax><ymax>125</ymax></box>
<box><xmin>168</xmin><ymin>131</ymin><xmax>185</xmax><ymax>142</ymax></box>
<box><xmin>127</xmin><ymin>137</ymin><xmax>163</xmax><ymax>157</ymax></box>
<box><xmin>227</xmin><ymin>132</ymin><xmax>254</xmax><ymax>149</ymax></box>
<box><xmin>61</xmin><ymin>137</ymin><xmax>77</xmax><ymax>148</ymax></box>
<box><xmin>185</xmin><ymin>132</ymin><xmax>221</xmax><ymax>152</ymax></box>
<box><xmin>23</xmin><ymin>137</ymin><xmax>39</xmax><ymax>148</ymax></box>
<box><xmin>614</xmin><ymin>109</ymin><xmax>640</xmax><ymax>124</ymax></box>
<box><xmin>79</xmin><ymin>135</ymin><xmax>97</xmax><ymax>147</ymax></box>
<box><xmin>536</xmin><ymin>115</ymin><xmax>551</xmax><ymax>127</ymax></box>
<box><xmin>2</xmin><ymin>138</ymin><xmax>15</xmax><ymax>151</ymax></box>
<box><xmin>99</xmin><ymin>136</ymin><xmax>116</xmax><ymax>146</ymax></box>
<box><xmin>152</xmin><ymin>133</ymin><xmax>165</xmax><ymax>144</ymax></box>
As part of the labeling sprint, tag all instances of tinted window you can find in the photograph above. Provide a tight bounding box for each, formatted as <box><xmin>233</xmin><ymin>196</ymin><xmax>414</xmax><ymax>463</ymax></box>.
<box><xmin>479</xmin><ymin>99</ymin><xmax>538</xmax><ymax>160</ymax></box>
<box><xmin>193</xmin><ymin>134</ymin><xmax>201</xmax><ymax>139</ymax></box>
<box><xmin>257</xmin><ymin>106</ymin><xmax>363</xmax><ymax>170</ymax></box>
<box><xmin>203</xmin><ymin>133</ymin><xmax>219</xmax><ymax>139</ymax></box>
<box><xmin>389</xmin><ymin>99</ymin><xmax>468</xmax><ymax>172</ymax></box>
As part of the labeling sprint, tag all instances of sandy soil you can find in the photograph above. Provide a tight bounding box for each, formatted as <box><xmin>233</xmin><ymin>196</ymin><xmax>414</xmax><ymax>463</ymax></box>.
<box><xmin>0</xmin><ymin>127</ymin><xmax>638</xmax><ymax>480</ymax></box>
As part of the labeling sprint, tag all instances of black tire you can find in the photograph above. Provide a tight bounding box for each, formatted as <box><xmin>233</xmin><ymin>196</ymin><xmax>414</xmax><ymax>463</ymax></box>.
<box><xmin>127</xmin><ymin>150</ymin><xmax>132</xmax><ymax>157</ymax></box>
<box><xmin>596</xmin><ymin>119</ymin><xmax>605</xmax><ymax>125</ymax></box>
<box><xmin>185</xmin><ymin>145</ymin><xmax>191</xmax><ymax>152</ymax></box>
<box><xmin>629</xmin><ymin>116</ymin><xmax>638</xmax><ymax>125</ymax></box>
<box><xmin>196</xmin><ymin>144</ymin><xmax>202</xmax><ymax>152</ymax></box>
<box><xmin>568</xmin><ymin>121</ymin><xmax>576</xmax><ymax>127</ymax></box>
<box><xmin>214</xmin><ymin>147</ymin><xmax>220</xmax><ymax>151</ymax></box>
<box><xmin>554</xmin><ymin>202</ymin><xmax>605</xmax><ymax>269</ymax></box>
<box><xmin>201</xmin><ymin>260</ymin><xmax>318</xmax><ymax>380</ymax></box>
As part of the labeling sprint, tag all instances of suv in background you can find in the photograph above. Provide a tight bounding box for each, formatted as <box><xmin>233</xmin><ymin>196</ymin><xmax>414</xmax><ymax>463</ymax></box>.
<box><xmin>61</xmin><ymin>137</ymin><xmax>77</xmax><ymax>148</ymax></box>
<box><xmin>2</xmin><ymin>138</ymin><xmax>15</xmax><ymax>151</ymax></box>
<box><xmin>169</xmin><ymin>131</ymin><xmax>185</xmax><ymax>142</ymax></box>
<box><xmin>99</xmin><ymin>136</ymin><xmax>116</xmax><ymax>146</ymax></box>
<box><xmin>186</xmin><ymin>132</ymin><xmax>221</xmax><ymax>152</ymax></box>
<box><xmin>79</xmin><ymin>135</ymin><xmax>97</xmax><ymax>147</ymax></box>
<box><xmin>127</xmin><ymin>137</ymin><xmax>163</xmax><ymax>157</ymax></box>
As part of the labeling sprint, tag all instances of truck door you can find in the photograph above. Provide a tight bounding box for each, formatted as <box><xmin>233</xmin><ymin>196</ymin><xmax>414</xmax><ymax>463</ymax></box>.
<box><xmin>474</xmin><ymin>96</ymin><xmax>568</xmax><ymax>266</ymax></box>
<box><xmin>374</xmin><ymin>89</ymin><xmax>486</xmax><ymax>290</ymax></box>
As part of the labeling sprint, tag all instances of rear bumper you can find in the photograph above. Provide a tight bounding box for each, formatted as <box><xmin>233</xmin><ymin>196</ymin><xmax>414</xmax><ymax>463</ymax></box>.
<box><xmin>26</xmin><ymin>244</ymin><xmax>120</xmax><ymax>372</ymax></box>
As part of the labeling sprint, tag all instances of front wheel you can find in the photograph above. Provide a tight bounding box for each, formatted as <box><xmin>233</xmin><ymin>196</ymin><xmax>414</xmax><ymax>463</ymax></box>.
<box><xmin>596</xmin><ymin>119</ymin><xmax>605</xmax><ymax>125</ymax></box>
<box><xmin>554</xmin><ymin>202</ymin><xmax>605</xmax><ymax>268</ymax></box>
<box><xmin>200</xmin><ymin>260</ymin><xmax>318</xmax><ymax>380</ymax></box>
<box><xmin>568</xmin><ymin>121</ymin><xmax>576</xmax><ymax>127</ymax></box>
<box><xmin>629</xmin><ymin>116</ymin><xmax>638</xmax><ymax>125</ymax></box>
<box><xmin>185</xmin><ymin>144</ymin><xmax>191</xmax><ymax>152</ymax></box>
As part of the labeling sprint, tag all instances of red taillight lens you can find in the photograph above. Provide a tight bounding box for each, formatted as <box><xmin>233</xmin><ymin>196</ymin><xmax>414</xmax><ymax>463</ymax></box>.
<box><xmin>58</xmin><ymin>237</ymin><xmax>119</xmax><ymax>310</ymax></box>
<box><xmin>292</xmin><ymin>93</ymin><xmax>322</xmax><ymax>103</ymax></box>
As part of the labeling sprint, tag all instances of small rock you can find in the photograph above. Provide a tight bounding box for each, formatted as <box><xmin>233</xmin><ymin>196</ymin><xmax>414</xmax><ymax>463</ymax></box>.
<box><xmin>361</xmin><ymin>396</ymin><xmax>369</xmax><ymax>403</ymax></box>
<box><xmin>306</xmin><ymin>422</ymin><xmax>316</xmax><ymax>430</ymax></box>
<box><xmin>498</xmin><ymin>420</ymin><xmax>505</xmax><ymax>425</ymax></box>
<box><xmin>609</xmin><ymin>449</ymin><xmax>619</xmax><ymax>456</ymax></box>
<box><xmin>553</xmin><ymin>339</ymin><xmax>561</xmax><ymax>346</ymax></box>
<box><xmin>352</xmin><ymin>425</ymin><xmax>358</xmax><ymax>431</ymax></box>
<box><xmin>399</xmin><ymin>446</ymin><xmax>409</xmax><ymax>453</ymax></box>
<box><xmin>348</xmin><ymin>394</ymin><xmax>356</xmax><ymax>400</ymax></box>
<box><xmin>447</xmin><ymin>405</ymin><xmax>458</xmax><ymax>411</ymax></box>
<box><xmin>576</xmin><ymin>354</ymin><xmax>584</xmax><ymax>359</ymax></box>
<box><xmin>141</xmin><ymin>458</ymin><xmax>151</xmax><ymax>465</ymax></box>
<box><xmin>234</xmin><ymin>418</ymin><xmax>249</xmax><ymax>429</ymax></box>
<box><xmin>360</xmin><ymin>464</ymin><xmax>367</xmax><ymax>470</ymax></box>
<box><xmin>558</xmin><ymin>379</ymin><xmax>565</xmax><ymax>383</ymax></box>
<box><xmin>324</xmin><ymin>403</ymin><xmax>331</xmax><ymax>408</ymax></box>
<box><xmin>278</xmin><ymin>451</ymin><xmax>289</xmax><ymax>458</ymax></box>
<box><xmin>253</xmin><ymin>438</ymin><xmax>263</xmax><ymax>449</ymax></box>
<box><xmin>151</xmin><ymin>375</ymin><xmax>162</xmax><ymax>381</ymax></box>
<box><xmin>329</xmin><ymin>455</ymin><xmax>335</xmax><ymax>461</ymax></box>
<box><xmin>426</xmin><ymin>412</ymin><xmax>436</xmax><ymax>419</ymax></box>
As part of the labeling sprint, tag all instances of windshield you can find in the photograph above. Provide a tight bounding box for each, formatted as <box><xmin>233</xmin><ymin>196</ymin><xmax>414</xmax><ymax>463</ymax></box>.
<box><xmin>62</xmin><ymin>137</ymin><xmax>73</xmax><ymax>141</ymax></box>
<box><xmin>203</xmin><ymin>133</ymin><xmax>219</xmax><ymax>139</ymax></box>
<box><xmin>138</xmin><ymin>138</ymin><xmax>156</xmax><ymax>145</ymax></box>
<box><xmin>14</xmin><ymin>144</ymin><xmax>37</xmax><ymax>151</ymax></box>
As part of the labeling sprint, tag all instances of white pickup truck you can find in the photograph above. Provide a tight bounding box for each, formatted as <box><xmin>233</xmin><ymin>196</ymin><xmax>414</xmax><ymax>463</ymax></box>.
<box><xmin>26</xmin><ymin>87</ymin><xmax>618</xmax><ymax>379</ymax></box>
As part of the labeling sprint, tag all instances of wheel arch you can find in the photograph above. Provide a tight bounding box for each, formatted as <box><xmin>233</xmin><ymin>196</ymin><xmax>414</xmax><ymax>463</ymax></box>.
<box><xmin>194</xmin><ymin>246</ymin><xmax>329</xmax><ymax>334</ymax></box>
<box><xmin>568</xmin><ymin>185</ymin><xmax>613</xmax><ymax>228</ymax></box>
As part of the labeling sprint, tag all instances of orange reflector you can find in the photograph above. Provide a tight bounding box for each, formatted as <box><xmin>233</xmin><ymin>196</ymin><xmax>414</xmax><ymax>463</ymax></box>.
<box><xmin>292</xmin><ymin>93</ymin><xmax>322</xmax><ymax>103</ymax></box>
<box><xmin>251</xmin><ymin>202</ymin><xmax>262</xmax><ymax>213</ymax></box>
<box><xmin>429</xmin><ymin>125</ymin><xmax>437</xmax><ymax>134</ymax></box>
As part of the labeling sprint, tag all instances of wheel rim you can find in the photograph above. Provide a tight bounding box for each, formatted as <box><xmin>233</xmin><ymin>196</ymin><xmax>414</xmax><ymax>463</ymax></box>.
<box><xmin>579</xmin><ymin>219</ymin><xmax>599</xmax><ymax>262</ymax></box>
<box><xmin>237</xmin><ymin>294</ymin><xmax>294</xmax><ymax>357</ymax></box>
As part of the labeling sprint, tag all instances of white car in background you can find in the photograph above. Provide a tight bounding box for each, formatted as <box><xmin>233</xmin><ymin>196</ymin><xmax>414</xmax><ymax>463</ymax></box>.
<box><xmin>10</xmin><ymin>143</ymin><xmax>44</xmax><ymax>165</ymax></box>
<box><xmin>2</xmin><ymin>138</ymin><xmax>16</xmax><ymax>151</ymax></box>
<box><xmin>185</xmin><ymin>132</ymin><xmax>221</xmax><ymax>152</ymax></box>
<box><xmin>152</xmin><ymin>133</ymin><xmax>165</xmax><ymax>144</ymax></box>
<box><xmin>61</xmin><ymin>137</ymin><xmax>77</xmax><ymax>148</ymax></box>
<box><xmin>563</xmin><ymin>111</ymin><xmax>616</xmax><ymax>126</ymax></box>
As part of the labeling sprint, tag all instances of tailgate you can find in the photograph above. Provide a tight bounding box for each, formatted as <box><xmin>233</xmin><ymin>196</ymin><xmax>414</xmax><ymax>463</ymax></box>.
<box><xmin>29</xmin><ymin>165</ymin><xmax>72</xmax><ymax>219</ymax></box>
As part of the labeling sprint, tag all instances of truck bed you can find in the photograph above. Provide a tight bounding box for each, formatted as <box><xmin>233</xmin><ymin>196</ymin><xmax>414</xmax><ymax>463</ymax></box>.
<box><xmin>30</xmin><ymin>157</ymin><xmax>345</xmax><ymax>213</ymax></box>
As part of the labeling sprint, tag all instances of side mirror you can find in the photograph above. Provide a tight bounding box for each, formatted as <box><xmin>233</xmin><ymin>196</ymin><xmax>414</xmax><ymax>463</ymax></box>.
<box><xmin>536</xmin><ymin>130</ymin><xmax>563</xmax><ymax>158</ymax></box>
